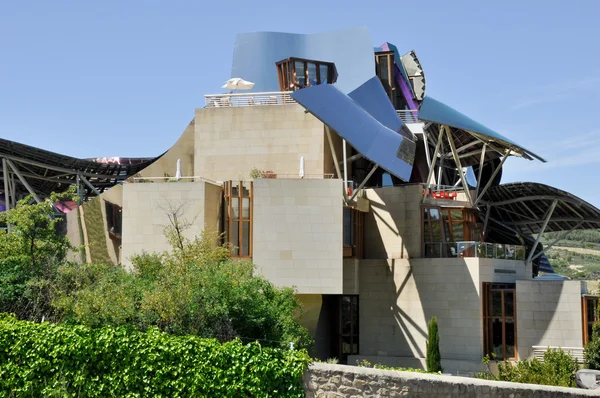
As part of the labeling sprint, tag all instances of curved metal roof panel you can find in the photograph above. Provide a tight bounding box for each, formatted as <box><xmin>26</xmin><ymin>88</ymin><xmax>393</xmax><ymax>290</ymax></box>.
<box><xmin>291</xmin><ymin>84</ymin><xmax>415</xmax><ymax>182</ymax></box>
<box><xmin>231</xmin><ymin>27</ymin><xmax>376</xmax><ymax>94</ymax></box>
<box><xmin>419</xmin><ymin>96</ymin><xmax>546</xmax><ymax>162</ymax></box>
<box><xmin>484</xmin><ymin>182</ymin><xmax>600</xmax><ymax>234</ymax></box>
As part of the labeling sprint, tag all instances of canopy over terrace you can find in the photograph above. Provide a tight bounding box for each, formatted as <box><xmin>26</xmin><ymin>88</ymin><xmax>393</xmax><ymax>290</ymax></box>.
<box><xmin>482</xmin><ymin>182</ymin><xmax>600</xmax><ymax>264</ymax></box>
<box><xmin>0</xmin><ymin>138</ymin><xmax>159</xmax><ymax>207</ymax></box>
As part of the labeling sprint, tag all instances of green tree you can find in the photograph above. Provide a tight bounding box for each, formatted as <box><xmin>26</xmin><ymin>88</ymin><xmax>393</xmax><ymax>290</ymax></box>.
<box><xmin>426</xmin><ymin>316</ymin><xmax>442</xmax><ymax>373</ymax></box>
<box><xmin>0</xmin><ymin>188</ymin><xmax>76</xmax><ymax>321</ymax></box>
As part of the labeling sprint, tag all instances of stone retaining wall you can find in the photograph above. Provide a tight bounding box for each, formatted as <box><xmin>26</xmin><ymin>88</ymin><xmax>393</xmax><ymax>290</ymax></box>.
<box><xmin>304</xmin><ymin>363</ymin><xmax>600</xmax><ymax>397</ymax></box>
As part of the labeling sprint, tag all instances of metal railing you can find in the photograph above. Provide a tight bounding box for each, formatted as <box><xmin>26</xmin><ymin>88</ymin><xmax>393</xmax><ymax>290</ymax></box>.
<box><xmin>397</xmin><ymin>110</ymin><xmax>419</xmax><ymax>124</ymax></box>
<box><xmin>423</xmin><ymin>241</ymin><xmax>526</xmax><ymax>260</ymax></box>
<box><xmin>204</xmin><ymin>92</ymin><xmax>296</xmax><ymax>108</ymax></box>
<box><xmin>127</xmin><ymin>176</ymin><xmax>219</xmax><ymax>184</ymax></box>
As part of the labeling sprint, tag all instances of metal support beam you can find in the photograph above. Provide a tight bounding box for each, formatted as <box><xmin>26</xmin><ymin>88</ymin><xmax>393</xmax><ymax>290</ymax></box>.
<box><xmin>473</xmin><ymin>151</ymin><xmax>510</xmax><ymax>207</ymax></box>
<box><xmin>526</xmin><ymin>199</ymin><xmax>558</xmax><ymax>264</ymax></box>
<box><xmin>445</xmin><ymin>125</ymin><xmax>473</xmax><ymax>206</ymax></box>
<box><xmin>476</xmin><ymin>144</ymin><xmax>487</xmax><ymax>197</ymax></box>
<box><xmin>422</xmin><ymin>130</ymin><xmax>433</xmax><ymax>170</ymax></box>
<box><xmin>442</xmin><ymin>139</ymin><xmax>481</xmax><ymax>158</ymax></box>
<box><xmin>342</xmin><ymin>139</ymin><xmax>348</xmax><ymax>195</ymax></box>
<box><xmin>530</xmin><ymin>221</ymin><xmax>584</xmax><ymax>262</ymax></box>
<box><xmin>6</xmin><ymin>159</ymin><xmax>41</xmax><ymax>203</ymax></box>
<box><xmin>338</xmin><ymin>153</ymin><xmax>362</xmax><ymax>166</ymax></box>
<box><xmin>0</xmin><ymin>152</ymin><xmax>102</xmax><ymax>179</ymax></box>
<box><xmin>423</xmin><ymin>126</ymin><xmax>445</xmax><ymax>200</ymax></box>
<box><xmin>2</xmin><ymin>158</ymin><xmax>10</xmax><ymax>231</ymax></box>
<box><xmin>350</xmin><ymin>165</ymin><xmax>379</xmax><ymax>202</ymax></box>
<box><xmin>80</xmin><ymin>175</ymin><xmax>101</xmax><ymax>196</ymax></box>
<box><xmin>325</xmin><ymin>127</ymin><xmax>348</xmax><ymax>202</ymax></box>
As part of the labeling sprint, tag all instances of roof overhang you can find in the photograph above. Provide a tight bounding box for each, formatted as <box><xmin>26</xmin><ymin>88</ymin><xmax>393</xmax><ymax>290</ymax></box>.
<box><xmin>419</xmin><ymin>96</ymin><xmax>546</xmax><ymax>166</ymax></box>
<box><xmin>482</xmin><ymin>182</ymin><xmax>600</xmax><ymax>235</ymax></box>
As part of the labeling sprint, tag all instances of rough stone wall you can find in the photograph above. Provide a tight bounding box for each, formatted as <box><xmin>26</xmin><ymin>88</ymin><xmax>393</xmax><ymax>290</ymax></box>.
<box><xmin>304</xmin><ymin>362</ymin><xmax>599</xmax><ymax>397</ymax></box>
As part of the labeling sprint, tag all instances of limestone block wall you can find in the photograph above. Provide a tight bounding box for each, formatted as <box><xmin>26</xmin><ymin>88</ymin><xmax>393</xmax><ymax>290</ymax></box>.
<box><xmin>343</xmin><ymin>258</ymin><xmax>360</xmax><ymax>295</ymax></box>
<box><xmin>363</xmin><ymin>185</ymin><xmax>422</xmax><ymax>260</ymax></box>
<box><xmin>516</xmin><ymin>280</ymin><xmax>585</xmax><ymax>360</ymax></box>
<box><xmin>304</xmin><ymin>362</ymin><xmax>597</xmax><ymax>397</ymax></box>
<box><xmin>194</xmin><ymin>105</ymin><xmax>326</xmax><ymax>182</ymax></box>
<box><xmin>355</xmin><ymin>258</ymin><xmax>484</xmax><ymax>372</ymax></box>
<box><xmin>121</xmin><ymin>181</ymin><xmax>220</xmax><ymax>268</ymax></box>
<box><xmin>252</xmin><ymin>178</ymin><xmax>343</xmax><ymax>294</ymax></box>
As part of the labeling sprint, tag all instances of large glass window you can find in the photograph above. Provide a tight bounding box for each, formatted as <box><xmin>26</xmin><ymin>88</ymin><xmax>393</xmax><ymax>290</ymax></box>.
<box><xmin>422</xmin><ymin>206</ymin><xmax>482</xmax><ymax>257</ymax></box>
<box><xmin>340</xmin><ymin>295</ymin><xmax>359</xmax><ymax>361</ymax></box>
<box><xmin>224</xmin><ymin>181</ymin><xmax>253</xmax><ymax>257</ymax></box>
<box><xmin>276</xmin><ymin>57</ymin><xmax>336</xmax><ymax>91</ymax></box>
<box><xmin>483</xmin><ymin>283</ymin><xmax>517</xmax><ymax>360</ymax></box>
<box><xmin>105</xmin><ymin>201</ymin><xmax>122</xmax><ymax>241</ymax></box>
<box><xmin>583</xmin><ymin>295</ymin><xmax>599</xmax><ymax>346</ymax></box>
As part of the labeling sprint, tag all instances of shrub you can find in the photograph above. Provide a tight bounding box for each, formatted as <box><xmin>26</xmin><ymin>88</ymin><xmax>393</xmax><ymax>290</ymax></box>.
<box><xmin>426</xmin><ymin>316</ymin><xmax>442</xmax><ymax>373</ymax></box>
<box><xmin>0</xmin><ymin>314</ymin><xmax>311</xmax><ymax>397</ymax></box>
<box><xmin>585</xmin><ymin>322</ymin><xmax>600</xmax><ymax>369</ymax></box>
<box><xmin>476</xmin><ymin>349</ymin><xmax>579</xmax><ymax>387</ymax></box>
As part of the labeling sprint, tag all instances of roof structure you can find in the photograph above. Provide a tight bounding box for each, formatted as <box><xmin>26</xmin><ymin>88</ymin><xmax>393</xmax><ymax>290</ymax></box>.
<box><xmin>483</xmin><ymin>182</ymin><xmax>600</xmax><ymax>235</ymax></box>
<box><xmin>419</xmin><ymin>96</ymin><xmax>546</xmax><ymax>167</ymax></box>
<box><xmin>0</xmin><ymin>138</ymin><xmax>159</xmax><ymax>198</ymax></box>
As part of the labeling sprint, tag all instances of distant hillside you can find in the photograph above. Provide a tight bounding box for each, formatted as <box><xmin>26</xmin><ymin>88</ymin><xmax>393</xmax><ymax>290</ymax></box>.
<box><xmin>542</xmin><ymin>229</ymin><xmax>600</xmax><ymax>279</ymax></box>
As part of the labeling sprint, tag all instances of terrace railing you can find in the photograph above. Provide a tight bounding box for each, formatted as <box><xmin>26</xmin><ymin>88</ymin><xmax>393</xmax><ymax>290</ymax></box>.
<box><xmin>204</xmin><ymin>92</ymin><xmax>296</xmax><ymax>108</ymax></box>
<box><xmin>396</xmin><ymin>110</ymin><xmax>420</xmax><ymax>124</ymax></box>
<box><xmin>423</xmin><ymin>241</ymin><xmax>526</xmax><ymax>260</ymax></box>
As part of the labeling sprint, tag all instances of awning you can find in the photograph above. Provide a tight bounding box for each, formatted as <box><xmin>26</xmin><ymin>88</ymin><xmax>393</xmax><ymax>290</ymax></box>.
<box><xmin>483</xmin><ymin>182</ymin><xmax>600</xmax><ymax>235</ymax></box>
<box><xmin>419</xmin><ymin>96</ymin><xmax>546</xmax><ymax>164</ymax></box>
<box><xmin>291</xmin><ymin>79</ymin><xmax>416</xmax><ymax>182</ymax></box>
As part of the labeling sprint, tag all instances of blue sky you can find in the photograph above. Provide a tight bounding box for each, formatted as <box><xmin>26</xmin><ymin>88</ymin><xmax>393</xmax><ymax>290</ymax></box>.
<box><xmin>1</xmin><ymin>1</ymin><xmax>599</xmax><ymax>206</ymax></box>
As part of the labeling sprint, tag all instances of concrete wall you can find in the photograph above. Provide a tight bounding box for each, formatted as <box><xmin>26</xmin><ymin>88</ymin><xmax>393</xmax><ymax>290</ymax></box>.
<box><xmin>517</xmin><ymin>280</ymin><xmax>585</xmax><ymax>360</ymax></box>
<box><xmin>304</xmin><ymin>362</ymin><xmax>598</xmax><ymax>397</ymax></box>
<box><xmin>363</xmin><ymin>185</ymin><xmax>422</xmax><ymax>260</ymax></box>
<box><xmin>252</xmin><ymin>178</ymin><xmax>343</xmax><ymax>294</ymax></box>
<box><xmin>194</xmin><ymin>105</ymin><xmax>326</xmax><ymax>181</ymax></box>
<box><xmin>121</xmin><ymin>181</ymin><xmax>220</xmax><ymax>268</ymax></box>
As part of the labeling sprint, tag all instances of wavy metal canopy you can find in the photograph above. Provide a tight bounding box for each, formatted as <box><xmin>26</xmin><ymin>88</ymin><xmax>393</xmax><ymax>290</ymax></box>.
<box><xmin>483</xmin><ymin>182</ymin><xmax>600</xmax><ymax>235</ymax></box>
<box><xmin>0</xmin><ymin>138</ymin><xmax>159</xmax><ymax>197</ymax></box>
<box><xmin>419</xmin><ymin>97</ymin><xmax>546</xmax><ymax>164</ymax></box>
<box><xmin>292</xmin><ymin>81</ymin><xmax>416</xmax><ymax>182</ymax></box>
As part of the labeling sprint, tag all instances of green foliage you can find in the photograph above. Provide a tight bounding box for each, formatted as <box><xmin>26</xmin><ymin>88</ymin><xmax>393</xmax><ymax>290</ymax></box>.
<box><xmin>475</xmin><ymin>349</ymin><xmax>579</xmax><ymax>387</ymax></box>
<box><xmin>426</xmin><ymin>316</ymin><xmax>442</xmax><ymax>373</ymax></box>
<box><xmin>0</xmin><ymin>188</ymin><xmax>76</xmax><ymax>321</ymax></box>
<box><xmin>53</xmin><ymin>229</ymin><xmax>313</xmax><ymax>350</ymax></box>
<box><xmin>356</xmin><ymin>359</ymin><xmax>433</xmax><ymax>374</ymax></box>
<box><xmin>585</xmin><ymin>322</ymin><xmax>600</xmax><ymax>369</ymax></box>
<box><xmin>0</xmin><ymin>314</ymin><xmax>311</xmax><ymax>397</ymax></box>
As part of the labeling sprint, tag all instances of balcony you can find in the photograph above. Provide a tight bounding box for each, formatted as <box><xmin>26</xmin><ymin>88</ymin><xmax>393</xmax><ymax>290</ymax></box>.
<box><xmin>396</xmin><ymin>110</ymin><xmax>419</xmax><ymax>124</ymax></box>
<box><xmin>423</xmin><ymin>241</ymin><xmax>526</xmax><ymax>260</ymax></box>
<box><xmin>204</xmin><ymin>92</ymin><xmax>295</xmax><ymax>108</ymax></box>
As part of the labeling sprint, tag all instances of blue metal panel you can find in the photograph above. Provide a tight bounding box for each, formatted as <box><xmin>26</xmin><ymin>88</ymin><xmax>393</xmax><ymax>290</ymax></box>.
<box><xmin>291</xmin><ymin>84</ymin><xmax>415</xmax><ymax>182</ymax></box>
<box><xmin>347</xmin><ymin>76</ymin><xmax>414</xmax><ymax>140</ymax></box>
<box><xmin>419</xmin><ymin>96</ymin><xmax>546</xmax><ymax>162</ymax></box>
<box><xmin>231</xmin><ymin>27</ymin><xmax>376</xmax><ymax>94</ymax></box>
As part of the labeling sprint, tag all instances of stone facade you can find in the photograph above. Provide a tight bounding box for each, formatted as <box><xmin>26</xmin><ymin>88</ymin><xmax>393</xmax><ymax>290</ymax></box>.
<box><xmin>252</xmin><ymin>178</ymin><xmax>343</xmax><ymax>294</ymax></box>
<box><xmin>517</xmin><ymin>280</ymin><xmax>585</xmax><ymax>359</ymax></box>
<box><xmin>304</xmin><ymin>362</ymin><xmax>599</xmax><ymax>397</ymax></box>
<box><xmin>121</xmin><ymin>181</ymin><xmax>220</xmax><ymax>268</ymax></box>
<box><xmin>194</xmin><ymin>105</ymin><xmax>327</xmax><ymax>181</ymax></box>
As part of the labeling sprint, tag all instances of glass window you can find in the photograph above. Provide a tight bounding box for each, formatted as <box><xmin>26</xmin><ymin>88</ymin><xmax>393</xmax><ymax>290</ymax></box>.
<box><xmin>224</xmin><ymin>181</ymin><xmax>253</xmax><ymax>257</ymax></box>
<box><xmin>483</xmin><ymin>283</ymin><xmax>517</xmax><ymax>360</ymax></box>
<box><xmin>242</xmin><ymin>198</ymin><xmax>250</xmax><ymax>219</ymax></box>
<box><xmin>231</xmin><ymin>197</ymin><xmax>239</xmax><ymax>218</ymax></box>
<box><xmin>231</xmin><ymin>221</ymin><xmax>239</xmax><ymax>256</ymax></box>
<box><xmin>343</xmin><ymin>207</ymin><xmax>353</xmax><ymax>246</ymax></box>
<box><xmin>295</xmin><ymin>61</ymin><xmax>306</xmax><ymax>88</ymax></box>
<box><xmin>320</xmin><ymin>64</ymin><xmax>329</xmax><ymax>84</ymax></box>
<box><xmin>377</xmin><ymin>55</ymin><xmax>389</xmax><ymax>85</ymax></box>
<box><xmin>307</xmin><ymin>62</ymin><xmax>317</xmax><ymax>86</ymax></box>
<box><xmin>583</xmin><ymin>296</ymin><xmax>599</xmax><ymax>345</ymax></box>
<box><xmin>242</xmin><ymin>222</ymin><xmax>250</xmax><ymax>256</ymax></box>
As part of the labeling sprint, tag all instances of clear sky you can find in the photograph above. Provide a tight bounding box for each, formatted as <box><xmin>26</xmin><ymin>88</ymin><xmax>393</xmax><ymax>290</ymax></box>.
<box><xmin>1</xmin><ymin>1</ymin><xmax>599</xmax><ymax>206</ymax></box>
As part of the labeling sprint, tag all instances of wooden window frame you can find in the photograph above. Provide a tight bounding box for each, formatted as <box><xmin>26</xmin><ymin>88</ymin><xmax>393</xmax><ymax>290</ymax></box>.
<box><xmin>482</xmin><ymin>282</ymin><xmax>518</xmax><ymax>360</ymax></box>
<box><xmin>224</xmin><ymin>181</ymin><xmax>253</xmax><ymax>258</ymax></box>
<box><xmin>275</xmin><ymin>57</ymin><xmax>336</xmax><ymax>91</ymax></box>
<box><xmin>422</xmin><ymin>206</ymin><xmax>482</xmax><ymax>257</ymax></box>
<box><xmin>583</xmin><ymin>295</ymin><xmax>599</xmax><ymax>346</ymax></box>
<box><xmin>375</xmin><ymin>52</ymin><xmax>396</xmax><ymax>105</ymax></box>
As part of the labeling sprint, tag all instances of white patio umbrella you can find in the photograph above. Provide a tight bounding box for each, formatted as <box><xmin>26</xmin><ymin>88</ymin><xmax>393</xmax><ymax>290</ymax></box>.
<box><xmin>222</xmin><ymin>78</ymin><xmax>255</xmax><ymax>91</ymax></box>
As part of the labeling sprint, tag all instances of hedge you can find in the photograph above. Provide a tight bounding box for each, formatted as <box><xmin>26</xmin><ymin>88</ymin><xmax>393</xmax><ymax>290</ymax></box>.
<box><xmin>0</xmin><ymin>314</ymin><xmax>310</xmax><ymax>397</ymax></box>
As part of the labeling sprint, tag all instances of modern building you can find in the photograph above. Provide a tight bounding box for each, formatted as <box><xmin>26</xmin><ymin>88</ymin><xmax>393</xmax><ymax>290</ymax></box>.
<box><xmin>2</xmin><ymin>27</ymin><xmax>600</xmax><ymax>373</ymax></box>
